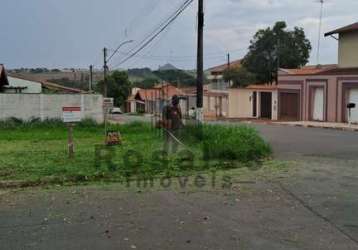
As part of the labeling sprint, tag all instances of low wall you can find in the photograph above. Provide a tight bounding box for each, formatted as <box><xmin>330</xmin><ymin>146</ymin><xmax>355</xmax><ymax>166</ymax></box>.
<box><xmin>0</xmin><ymin>94</ymin><xmax>104</xmax><ymax>123</ymax></box>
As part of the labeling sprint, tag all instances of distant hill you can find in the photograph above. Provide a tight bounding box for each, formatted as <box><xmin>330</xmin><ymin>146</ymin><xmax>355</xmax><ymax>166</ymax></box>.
<box><xmin>9</xmin><ymin>67</ymin><xmax>205</xmax><ymax>90</ymax></box>
<box><xmin>158</xmin><ymin>63</ymin><xmax>178</xmax><ymax>71</ymax></box>
<box><xmin>128</xmin><ymin>67</ymin><xmax>200</xmax><ymax>88</ymax></box>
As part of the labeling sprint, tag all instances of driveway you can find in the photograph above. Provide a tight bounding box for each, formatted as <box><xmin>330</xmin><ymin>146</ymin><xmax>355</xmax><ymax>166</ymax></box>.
<box><xmin>1</xmin><ymin>118</ymin><xmax>358</xmax><ymax>249</ymax></box>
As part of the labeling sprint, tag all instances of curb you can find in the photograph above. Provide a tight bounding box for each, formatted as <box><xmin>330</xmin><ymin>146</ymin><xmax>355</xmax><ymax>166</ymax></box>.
<box><xmin>273</xmin><ymin>123</ymin><xmax>358</xmax><ymax>132</ymax></box>
<box><xmin>228</xmin><ymin>119</ymin><xmax>358</xmax><ymax>132</ymax></box>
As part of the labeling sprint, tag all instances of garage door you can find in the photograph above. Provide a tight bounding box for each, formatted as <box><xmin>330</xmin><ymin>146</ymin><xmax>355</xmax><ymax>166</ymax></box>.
<box><xmin>348</xmin><ymin>89</ymin><xmax>358</xmax><ymax>123</ymax></box>
<box><xmin>280</xmin><ymin>92</ymin><xmax>300</xmax><ymax>121</ymax></box>
<box><xmin>312</xmin><ymin>88</ymin><xmax>324</xmax><ymax>121</ymax></box>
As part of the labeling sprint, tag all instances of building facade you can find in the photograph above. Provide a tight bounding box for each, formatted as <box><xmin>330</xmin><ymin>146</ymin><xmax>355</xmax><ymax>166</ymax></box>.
<box><xmin>276</xmin><ymin>22</ymin><xmax>358</xmax><ymax>123</ymax></box>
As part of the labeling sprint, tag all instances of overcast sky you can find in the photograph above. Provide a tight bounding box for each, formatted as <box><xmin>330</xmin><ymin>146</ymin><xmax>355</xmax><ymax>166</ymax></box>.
<box><xmin>1</xmin><ymin>0</ymin><xmax>357</xmax><ymax>70</ymax></box>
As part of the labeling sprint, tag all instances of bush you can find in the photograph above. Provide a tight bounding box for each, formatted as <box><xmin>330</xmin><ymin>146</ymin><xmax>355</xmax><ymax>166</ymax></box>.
<box><xmin>181</xmin><ymin>124</ymin><xmax>272</xmax><ymax>162</ymax></box>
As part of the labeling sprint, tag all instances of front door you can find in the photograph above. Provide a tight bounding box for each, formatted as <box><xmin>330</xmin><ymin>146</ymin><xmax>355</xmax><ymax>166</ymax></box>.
<box><xmin>348</xmin><ymin>89</ymin><xmax>358</xmax><ymax>123</ymax></box>
<box><xmin>312</xmin><ymin>87</ymin><xmax>324</xmax><ymax>121</ymax></box>
<box><xmin>260</xmin><ymin>92</ymin><xmax>272</xmax><ymax>119</ymax></box>
<box><xmin>279</xmin><ymin>92</ymin><xmax>300</xmax><ymax>121</ymax></box>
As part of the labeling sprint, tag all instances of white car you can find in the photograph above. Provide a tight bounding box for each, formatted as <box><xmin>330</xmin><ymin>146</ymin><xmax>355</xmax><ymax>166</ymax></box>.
<box><xmin>110</xmin><ymin>107</ymin><xmax>123</xmax><ymax>114</ymax></box>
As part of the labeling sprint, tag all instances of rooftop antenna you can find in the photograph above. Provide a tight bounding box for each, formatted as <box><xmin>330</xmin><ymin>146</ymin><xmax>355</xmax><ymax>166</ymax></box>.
<box><xmin>316</xmin><ymin>0</ymin><xmax>325</xmax><ymax>66</ymax></box>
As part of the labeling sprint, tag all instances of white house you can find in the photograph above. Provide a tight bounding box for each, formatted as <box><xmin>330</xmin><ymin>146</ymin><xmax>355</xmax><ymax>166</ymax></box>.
<box><xmin>5</xmin><ymin>76</ymin><xmax>42</xmax><ymax>93</ymax></box>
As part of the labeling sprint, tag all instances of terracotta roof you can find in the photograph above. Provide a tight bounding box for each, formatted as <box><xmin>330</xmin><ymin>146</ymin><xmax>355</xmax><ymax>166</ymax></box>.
<box><xmin>325</xmin><ymin>22</ymin><xmax>358</xmax><ymax>36</ymax></box>
<box><xmin>135</xmin><ymin>84</ymin><xmax>185</xmax><ymax>101</ymax></box>
<box><xmin>137</xmin><ymin>89</ymin><xmax>157</xmax><ymax>101</ymax></box>
<box><xmin>316</xmin><ymin>67</ymin><xmax>358</xmax><ymax>75</ymax></box>
<box><xmin>207</xmin><ymin>59</ymin><xmax>242</xmax><ymax>74</ymax></box>
<box><xmin>280</xmin><ymin>64</ymin><xmax>338</xmax><ymax>75</ymax></box>
<box><xmin>280</xmin><ymin>64</ymin><xmax>358</xmax><ymax>76</ymax></box>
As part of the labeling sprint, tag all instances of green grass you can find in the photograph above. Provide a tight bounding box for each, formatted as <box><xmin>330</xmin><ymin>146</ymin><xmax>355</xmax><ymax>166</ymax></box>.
<box><xmin>0</xmin><ymin>119</ymin><xmax>272</xmax><ymax>185</ymax></box>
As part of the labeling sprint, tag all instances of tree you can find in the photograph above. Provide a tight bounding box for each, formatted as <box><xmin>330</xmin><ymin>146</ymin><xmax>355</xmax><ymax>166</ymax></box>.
<box><xmin>223</xmin><ymin>66</ymin><xmax>257</xmax><ymax>88</ymax></box>
<box><xmin>243</xmin><ymin>21</ymin><xmax>312</xmax><ymax>84</ymax></box>
<box><xmin>96</xmin><ymin>71</ymin><xmax>132</xmax><ymax>107</ymax></box>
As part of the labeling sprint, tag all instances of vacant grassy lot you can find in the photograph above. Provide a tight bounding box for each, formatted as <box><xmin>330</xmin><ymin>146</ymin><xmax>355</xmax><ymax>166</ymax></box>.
<box><xmin>0</xmin><ymin>119</ymin><xmax>271</xmax><ymax>185</ymax></box>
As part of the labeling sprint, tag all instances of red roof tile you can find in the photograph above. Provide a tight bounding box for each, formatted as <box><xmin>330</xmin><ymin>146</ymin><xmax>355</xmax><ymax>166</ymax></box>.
<box><xmin>136</xmin><ymin>83</ymin><xmax>185</xmax><ymax>101</ymax></box>
<box><xmin>280</xmin><ymin>64</ymin><xmax>338</xmax><ymax>75</ymax></box>
<box><xmin>208</xmin><ymin>59</ymin><xmax>242</xmax><ymax>74</ymax></box>
<box><xmin>317</xmin><ymin>67</ymin><xmax>358</xmax><ymax>75</ymax></box>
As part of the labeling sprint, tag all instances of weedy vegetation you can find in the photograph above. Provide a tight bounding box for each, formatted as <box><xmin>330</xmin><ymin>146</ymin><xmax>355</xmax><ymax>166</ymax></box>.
<box><xmin>0</xmin><ymin>118</ymin><xmax>272</xmax><ymax>185</ymax></box>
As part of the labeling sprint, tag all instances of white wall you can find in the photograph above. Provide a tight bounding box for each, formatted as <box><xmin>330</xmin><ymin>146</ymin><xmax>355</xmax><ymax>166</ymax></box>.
<box><xmin>272</xmin><ymin>90</ymin><xmax>278</xmax><ymax>120</ymax></box>
<box><xmin>0</xmin><ymin>94</ymin><xmax>104</xmax><ymax>123</ymax></box>
<box><xmin>6</xmin><ymin>77</ymin><xmax>42</xmax><ymax>93</ymax></box>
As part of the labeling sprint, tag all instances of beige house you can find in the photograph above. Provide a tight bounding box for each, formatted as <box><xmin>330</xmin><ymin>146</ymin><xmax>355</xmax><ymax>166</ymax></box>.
<box><xmin>203</xmin><ymin>59</ymin><xmax>242</xmax><ymax>119</ymax></box>
<box><xmin>228</xmin><ymin>84</ymin><xmax>278</xmax><ymax>120</ymax></box>
<box><xmin>325</xmin><ymin>22</ymin><xmax>358</xmax><ymax>68</ymax></box>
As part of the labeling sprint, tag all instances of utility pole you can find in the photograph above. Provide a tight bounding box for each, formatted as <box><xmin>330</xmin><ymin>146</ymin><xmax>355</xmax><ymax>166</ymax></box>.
<box><xmin>196</xmin><ymin>0</ymin><xmax>204</xmax><ymax>122</ymax></box>
<box><xmin>89</xmin><ymin>65</ymin><xmax>93</xmax><ymax>92</ymax></box>
<box><xmin>317</xmin><ymin>0</ymin><xmax>324</xmax><ymax>66</ymax></box>
<box><xmin>276</xmin><ymin>38</ymin><xmax>280</xmax><ymax>85</ymax></box>
<box><xmin>227</xmin><ymin>53</ymin><xmax>230</xmax><ymax>69</ymax></box>
<box><xmin>103</xmin><ymin>47</ymin><xmax>108</xmax><ymax>97</ymax></box>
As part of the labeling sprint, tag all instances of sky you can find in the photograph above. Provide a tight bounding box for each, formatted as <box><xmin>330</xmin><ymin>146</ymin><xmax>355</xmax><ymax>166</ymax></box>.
<box><xmin>1</xmin><ymin>0</ymin><xmax>357</xmax><ymax>70</ymax></box>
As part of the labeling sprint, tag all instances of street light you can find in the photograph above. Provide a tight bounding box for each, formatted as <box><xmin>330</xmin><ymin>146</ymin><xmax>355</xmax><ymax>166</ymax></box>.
<box><xmin>107</xmin><ymin>40</ymin><xmax>134</xmax><ymax>63</ymax></box>
<box><xmin>103</xmin><ymin>39</ymin><xmax>134</xmax><ymax>97</ymax></box>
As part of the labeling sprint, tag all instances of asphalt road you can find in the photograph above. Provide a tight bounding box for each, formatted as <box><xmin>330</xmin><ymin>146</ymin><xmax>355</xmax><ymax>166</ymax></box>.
<box><xmin>1</xmin><ymin>116</ymin><xmax>358</xmax><ymax>249</ymax></box>
<box><xmin>249</xmin><ymin>123</ymin><xmax>358</xmax><ymax>160</ymax></box>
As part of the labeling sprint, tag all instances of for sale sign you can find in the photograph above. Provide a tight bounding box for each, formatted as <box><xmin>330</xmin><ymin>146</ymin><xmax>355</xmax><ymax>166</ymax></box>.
<box><xmin>103</xmin><ymin>98</ymin><xmax>114</xmax><ymax>108</ymax></box>
<box><xmin>63</xmin><ymin>107</ymin><xmax>82</xmax><ymax>123</ymax></box>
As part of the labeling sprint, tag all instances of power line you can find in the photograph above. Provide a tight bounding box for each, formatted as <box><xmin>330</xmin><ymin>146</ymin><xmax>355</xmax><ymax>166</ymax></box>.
<box><xmin>124</xmin><ymin>0</ymin><xmax>193</xmax><ymax>57</ymax></box>
<box><xmin>113</xmin><ymin>0</ymin><xmax>193</xmax><ymax>67</ymax></box>
<box><xmin>116</xmin><ymin>53</ymin><xmax>231</xmax><ymax>62</ymax></box>
<box><xmin>122</xmin><ymin>20</ymin><xmax>174</xmax><ymax>69</ymax></box>
<box><xmin>118</xmin><ymin>47</ymin><xmax>246</xmax><ymax>60</ymax></box>
<box><xmin>112</xmin><ymin>0</ymin><xmax>194</xmax><ymax>68</ymax></box>
<box><xmin>107</xmin><ymin>40</ymin><xmax>134</xmax><ymax>63</ymax></box>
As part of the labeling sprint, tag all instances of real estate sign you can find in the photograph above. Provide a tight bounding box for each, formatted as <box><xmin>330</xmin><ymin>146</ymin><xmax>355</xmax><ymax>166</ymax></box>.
<box><xmin>62</xmin><ymin>107</ymin><xmax>82</xmax><ymax>123</ymax></box>
<box><xmin>103</xmin><ymin>98</ymin><xmax>114</xmax><ymax>109</ymax></box>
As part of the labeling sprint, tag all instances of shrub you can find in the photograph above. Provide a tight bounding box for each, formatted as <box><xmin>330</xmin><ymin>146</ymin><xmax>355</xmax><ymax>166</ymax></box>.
<box><xmin>181</xmin><ymin>124</ymin><xmax>271</xmax><ymax>163</ymax></box>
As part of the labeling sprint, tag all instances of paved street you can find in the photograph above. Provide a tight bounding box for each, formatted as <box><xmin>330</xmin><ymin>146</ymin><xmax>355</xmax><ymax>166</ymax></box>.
<box><xmin>1</xmin><ymin>118</ymin><xmax>358</xmax><ymax>249</ymax></box>
<box><xmin>251</xmin><ymin>123</ymin><xmax>358</xmax><ymax>160</ymax></box>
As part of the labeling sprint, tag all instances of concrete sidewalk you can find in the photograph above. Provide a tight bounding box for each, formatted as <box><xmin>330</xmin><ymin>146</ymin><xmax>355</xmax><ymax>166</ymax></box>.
<box><xmin>274</xmin><ymin>121</ymin><xmax>358</xmax><ymax>131</ymax></box>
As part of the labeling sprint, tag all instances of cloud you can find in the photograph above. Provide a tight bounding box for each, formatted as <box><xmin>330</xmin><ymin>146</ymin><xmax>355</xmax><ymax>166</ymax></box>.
<box><xmin>1</xmin><ymin>0</ymin><xmax>357</xmax><ymax>69</ymax></box>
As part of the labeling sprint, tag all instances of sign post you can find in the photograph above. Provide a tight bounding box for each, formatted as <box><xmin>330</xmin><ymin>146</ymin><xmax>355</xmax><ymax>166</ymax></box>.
<box><xmin>347</xmin><ymin>103</ymin><xmax>356</xmax><ymax>126</ymax></box>
<box><xmin>67</xmin><ymin>123</ymin><xmax>74</xmax><ymax>158</ymax></box>
<box><xmin>62</xmin><ymin>107</ymin><xmax>82</xmax><ymax>158</ymax></box>
<box><xmin>103</xmin><ymin>98</ymin><xmax>114</xmax><ymax>144</ymax></box>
